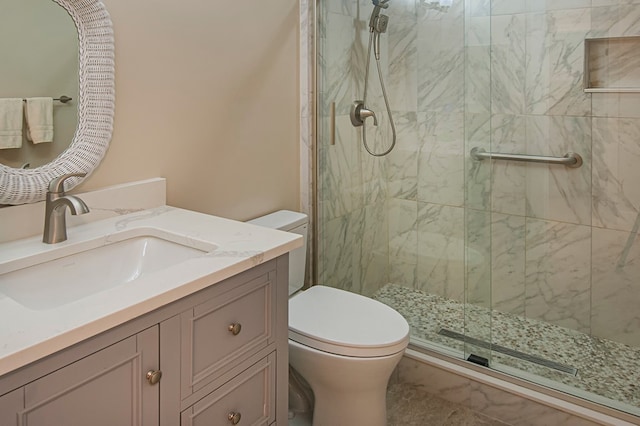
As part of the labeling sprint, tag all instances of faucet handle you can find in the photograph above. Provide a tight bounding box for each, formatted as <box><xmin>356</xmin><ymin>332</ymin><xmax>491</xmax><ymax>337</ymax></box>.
<box><xmin>350</xmin><ymin>100</ymin><xmax>379</xmax><ymax>127</ymax></box>
<box><xmin>48</xmin><ymin>173</ymin><xmax>87</xmax><ymax>194</ymax></box>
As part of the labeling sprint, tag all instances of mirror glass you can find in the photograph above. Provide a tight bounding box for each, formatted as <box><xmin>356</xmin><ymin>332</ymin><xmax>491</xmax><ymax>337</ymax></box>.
<box><xmin>0</xmin><ymin>0</ymin><xmax>79</xmax><ymax>169</ymax></box>
<box><xmin>0</xmin><ymin>0</ymin><xmax>114</xmax><ymax>205</ymax></box>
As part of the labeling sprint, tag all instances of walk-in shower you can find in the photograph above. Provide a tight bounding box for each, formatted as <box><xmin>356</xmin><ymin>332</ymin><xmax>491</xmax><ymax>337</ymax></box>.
<box><xmin>316</xmin><ymin>0</ymin><xmax>640</xmax><ymax>421</ymax></box>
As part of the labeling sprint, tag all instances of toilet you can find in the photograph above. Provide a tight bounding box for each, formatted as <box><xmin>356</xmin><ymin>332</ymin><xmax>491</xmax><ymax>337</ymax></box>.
<box><xmin>248</xmin><ymin>210</ymin><xmax>409</xmax><ymax>426</ymax></box>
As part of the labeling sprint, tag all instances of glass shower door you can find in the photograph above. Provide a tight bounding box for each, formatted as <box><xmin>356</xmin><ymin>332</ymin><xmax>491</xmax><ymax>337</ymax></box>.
<box><xmin>315</xmin><ymin>0</ymin><xmax>496</xmax><ymax>364</ymax></box>
<box><xmin>477</xmin><ymin>1</ymin><xmax>640</xmax><ymax>417</ymax></box>
<box><xmin>461</xmin><ymin>0</ymin><xmax>493</xmax><ymax>369</ymax></box>
<box><xmin>316</xmin><ymin>0</ymin><xmax>640</xmax><ymax>418</ymax></box>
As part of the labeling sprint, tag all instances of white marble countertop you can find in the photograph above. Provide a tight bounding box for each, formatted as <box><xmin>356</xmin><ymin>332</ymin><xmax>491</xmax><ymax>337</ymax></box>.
<box><xmin>0</xmin><ymin>206</ymin><xmax>302</xmax><ymax>377</ymax></box>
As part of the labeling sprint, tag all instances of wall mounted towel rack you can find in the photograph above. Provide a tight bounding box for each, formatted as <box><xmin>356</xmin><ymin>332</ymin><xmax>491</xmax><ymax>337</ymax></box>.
<box><xmin>21</xmin><ymin>96</ymin><xmax>73</xmax><ymax>104</ymax></box>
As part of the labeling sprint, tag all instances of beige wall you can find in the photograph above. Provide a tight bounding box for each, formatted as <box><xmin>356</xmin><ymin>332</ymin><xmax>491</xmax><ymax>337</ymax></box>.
<box><xmin>80</xmin><ymin>0</ymin><xmax>300</xmax><ymax>221</ymax></box>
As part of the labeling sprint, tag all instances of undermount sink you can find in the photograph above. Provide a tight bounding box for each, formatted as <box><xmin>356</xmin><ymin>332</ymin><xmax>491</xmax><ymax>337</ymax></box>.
<box><xmin>0</xmin><ymin>229</ymin><xmax>216</xmax><ymax>311</ymax></box>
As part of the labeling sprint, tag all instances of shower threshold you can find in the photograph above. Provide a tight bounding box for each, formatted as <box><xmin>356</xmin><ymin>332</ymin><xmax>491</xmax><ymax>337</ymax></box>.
<box><xmin>437</xmin><ymin>328</ymin><xmax>578</xmax><ymax>376</ymax></box>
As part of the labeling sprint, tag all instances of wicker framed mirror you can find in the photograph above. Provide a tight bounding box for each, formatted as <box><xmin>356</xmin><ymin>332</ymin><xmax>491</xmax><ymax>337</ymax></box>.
<box><xmin>0</xmin><ymin>0</ymin><xmax>114</xmax><ymax>205</ymax></box>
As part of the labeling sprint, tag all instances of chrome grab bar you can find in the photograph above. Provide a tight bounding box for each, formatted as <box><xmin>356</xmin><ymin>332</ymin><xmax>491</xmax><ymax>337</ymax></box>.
<box><xmin>470</xmin><ymin>147</ymin><xmax>583</xmax><ymax>168</ymax></box>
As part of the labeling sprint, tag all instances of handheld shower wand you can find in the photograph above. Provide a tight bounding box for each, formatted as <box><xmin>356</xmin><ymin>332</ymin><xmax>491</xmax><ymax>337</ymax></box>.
<box><xmin>369</xmin><ymin>0</ymin><xmax>389</xmax><ymax>30</ymax></box>
<box><xmin>370</xmin><ymin>0</ymin><xmax>390</xmax><ymax>60</ymax></box>
<box><xmin>349</xmin><ymin>0</ymin><xmax>397</xmax><ymax>157</ymax></box>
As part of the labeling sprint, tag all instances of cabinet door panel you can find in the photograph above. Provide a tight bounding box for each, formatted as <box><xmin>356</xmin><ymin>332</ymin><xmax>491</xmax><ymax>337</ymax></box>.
<box><xmin>21</xmin><ymin>326</ymin><xmax>159</xmax><ymax>426</ymax></box>
<box><xmin>181</xmin><ymin>353</ymin><xmax>275</xmax><ymax>426</ymax></box>
<box><xmin>0</xmin><ymin>388</ymin><xmax>23</xmax><ymax>426</ymax></box>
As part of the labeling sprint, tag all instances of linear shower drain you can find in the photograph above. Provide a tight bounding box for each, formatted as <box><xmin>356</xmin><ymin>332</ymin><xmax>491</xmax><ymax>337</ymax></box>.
<box><xmin>437</xmin><ymin>328</ymin><xmax>578</xmax><ymax>376</ymax></box>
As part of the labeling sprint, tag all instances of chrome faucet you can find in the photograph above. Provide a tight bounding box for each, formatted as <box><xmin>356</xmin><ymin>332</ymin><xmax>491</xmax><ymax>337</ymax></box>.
<box><xmin>43</xmin><ymin>173</ymin><xmax>90</xmax><ymax>244</ymax></box>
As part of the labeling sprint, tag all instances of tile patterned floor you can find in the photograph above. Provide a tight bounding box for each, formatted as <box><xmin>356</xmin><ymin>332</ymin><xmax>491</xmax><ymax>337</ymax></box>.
<box><xmin>289</xmin><ymin>382</ymin><xmax>509</xmax><ymax>426</ymax></box>
<box><xmin>387</xmin><ymin>382</ymin><xmax>510</xmax><ymax>426</ymax></box>
<box><xmin>374</xmin><ymin>284</ymin><xmax>640</xmax><ymax>415</ymax></box>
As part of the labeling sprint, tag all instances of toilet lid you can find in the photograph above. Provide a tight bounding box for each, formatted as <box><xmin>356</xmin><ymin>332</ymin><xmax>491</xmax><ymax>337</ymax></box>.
<box><xmin>289</xmin><ymin>285</ymin><xmax>409</xmax><ymax>357</ymax></box>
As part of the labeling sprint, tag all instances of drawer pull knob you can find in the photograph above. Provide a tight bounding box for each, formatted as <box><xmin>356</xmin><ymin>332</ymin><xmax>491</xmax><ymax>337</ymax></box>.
<box><xmin>227</xmin><ymin>411</ymin><xmax>242</xmax><ymax>424</ymax></box>
<box><xmin>146</xmin><ymin>369</ymin><xmax>162</xmax><ymax>385</ymax></box>
<box><xmin>228</xmin><ymin>323</ymin><xmax>242</xmax><ymax>336</ymax></box>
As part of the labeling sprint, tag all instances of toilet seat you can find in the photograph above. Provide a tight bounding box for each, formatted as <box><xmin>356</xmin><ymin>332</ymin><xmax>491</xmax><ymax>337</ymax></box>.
<box><xmin>289</xmin><ymin>285</ymin><xmax>409</xmax><ymax>358</ymax></box>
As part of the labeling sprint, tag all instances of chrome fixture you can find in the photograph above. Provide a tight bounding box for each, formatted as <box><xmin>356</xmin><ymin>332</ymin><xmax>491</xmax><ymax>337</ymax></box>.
<box><xmin>350</xmin><ymin>0</ymin><xmax>396</xmax><ymax>157</ymax></box>
<box><xmin>369</xmin><ymin>0</ymin><xmax>390</xmax><ymax>60</ymax></box>
<box><xmin>370</xmin><ymin>0</ymin><xmax>390</xmax><ymax>23</ymax></box>
<box><xmin>42</xmin><ymin>173</ymin><xmax>89</xmax><ymax>244</ymax></box>
<box><xmin>350</xmin><ymin>100</ymin><xmax>378</xmax><ymax>126</ymax></box>
<box><xmin>470</xmin><ymin>147</ymin><xmax>583</xmax><ymax>168</ymax></box>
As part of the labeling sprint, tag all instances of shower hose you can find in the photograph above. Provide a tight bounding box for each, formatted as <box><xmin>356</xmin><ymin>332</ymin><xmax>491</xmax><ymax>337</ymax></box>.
<box><xmin>362</xmin><ymin>31</ymin><xmax>397</xmax><ymax>157</ymax></box>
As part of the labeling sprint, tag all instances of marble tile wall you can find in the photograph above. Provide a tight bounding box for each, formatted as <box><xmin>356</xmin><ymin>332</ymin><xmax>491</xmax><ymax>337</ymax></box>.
<box><xmin>317</xmin><ymin>0</ymin><xmax>390</xmax><ymax>297</ymax></box>
<box><xmin>316</xmin><ymin>0</ymin><xmax>640</xmax><ymax>347</ymax></box>
<box><xmin>482</xmin><ymin>0</ymin><xmax>640</xmax><ymax>347</ymax></box>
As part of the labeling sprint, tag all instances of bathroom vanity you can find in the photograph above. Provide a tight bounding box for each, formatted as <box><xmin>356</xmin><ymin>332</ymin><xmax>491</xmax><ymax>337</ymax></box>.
<box><xmin>0</xmin><ymin>204</ymin><xmax>300</xmax><ymax>426</ymax></box>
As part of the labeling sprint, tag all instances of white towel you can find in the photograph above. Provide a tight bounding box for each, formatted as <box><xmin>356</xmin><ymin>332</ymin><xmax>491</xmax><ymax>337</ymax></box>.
<box><xmin>24</xmin><ymin>97</ymin><xmax>54</xmax><ymax>144</ymax></box>
<box><xmin>0</xmin><ymin>98</ymin><xmax>23</xmax><ymax>149</ymax></box>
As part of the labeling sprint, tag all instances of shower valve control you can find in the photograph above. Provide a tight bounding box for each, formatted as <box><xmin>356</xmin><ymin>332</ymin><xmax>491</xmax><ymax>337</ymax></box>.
<box><xmin>350</xmin><ymin>100</ymin><xmax>378</xmax><ymax>127</ymax></box>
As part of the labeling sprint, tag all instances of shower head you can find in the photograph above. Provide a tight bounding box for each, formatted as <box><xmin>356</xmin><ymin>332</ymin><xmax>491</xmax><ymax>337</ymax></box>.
<box><xmin>369</xmin><ymin>0</ymin><xmax>390</xmax><ymax>32</ymax></box>
<box><xmin>370</xmin><ymin>0</ymin><xmax>391</xmax><ymax>58</ymax></box>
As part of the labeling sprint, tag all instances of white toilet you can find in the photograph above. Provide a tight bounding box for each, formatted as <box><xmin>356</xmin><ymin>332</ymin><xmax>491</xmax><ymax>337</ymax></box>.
<box><xmin>249</xmin><ymin>210</ymin><xmax>409</xmax><ymax>426</ymax></box>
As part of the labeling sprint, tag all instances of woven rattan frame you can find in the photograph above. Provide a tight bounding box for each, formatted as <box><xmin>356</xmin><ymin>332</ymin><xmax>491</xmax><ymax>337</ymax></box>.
<box><xmin>0</xmin><ymin>0</ymin><xmax>114</xmax><ymax>204</ymax></box>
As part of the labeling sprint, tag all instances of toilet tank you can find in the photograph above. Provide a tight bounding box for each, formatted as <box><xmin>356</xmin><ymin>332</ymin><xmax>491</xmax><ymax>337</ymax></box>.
<box><xmin>247</xmin><ymin>210</ymin><xmax>308</xmax><ymax>296</ymax></box>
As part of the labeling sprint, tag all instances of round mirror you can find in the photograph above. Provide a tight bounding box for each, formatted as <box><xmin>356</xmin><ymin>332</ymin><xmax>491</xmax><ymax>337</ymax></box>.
<box><xmin>0</xmin><ymin>0</ymin><xmax>79</xmax><ymax>170</ymax></box>
<box><xmin>0</xmin><ymin>0</ymin><xmax>114</xmax><ymax>205</ymax></box>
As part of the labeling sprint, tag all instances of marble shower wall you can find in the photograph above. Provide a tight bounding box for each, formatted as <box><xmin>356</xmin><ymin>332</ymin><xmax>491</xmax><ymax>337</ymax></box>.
<box><xmin>483</xmin><ymin>0</ymin><xmax>640</xmax><ymax>348</ymax></box>
<box><xmin>317</xmin><ymin>0</ymin><xmax>640</xmax><ymax>347</ymax></box>
<box><xmin>317</xmin><ymin>0</ymin><xmax>391</xmax><ymax>297</ymax></box>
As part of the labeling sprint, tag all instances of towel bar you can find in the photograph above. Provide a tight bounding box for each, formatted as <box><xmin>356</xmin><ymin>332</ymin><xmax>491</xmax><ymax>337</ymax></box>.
<box><xmin>21</xmin><ymin>96</ymin><xmax>73</xmax><ymax>104</ymax></box>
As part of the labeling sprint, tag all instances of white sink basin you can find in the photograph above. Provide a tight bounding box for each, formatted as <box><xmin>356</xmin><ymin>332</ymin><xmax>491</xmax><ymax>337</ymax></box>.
<box><xmin>0</xmin><ymin>229</ymin><xmax>215</xmax><ymax>310</ymax></box>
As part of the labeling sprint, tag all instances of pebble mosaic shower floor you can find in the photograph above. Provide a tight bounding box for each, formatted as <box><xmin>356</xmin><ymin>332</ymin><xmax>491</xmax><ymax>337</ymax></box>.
<box><xmin>373</xmin><ymin>284</ymin><xmax>640</xmax><ymax>415</ymax></box>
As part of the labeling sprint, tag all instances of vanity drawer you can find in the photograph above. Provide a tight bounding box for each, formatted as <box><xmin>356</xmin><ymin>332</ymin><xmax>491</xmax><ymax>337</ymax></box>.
<box><xmin>180</xmin><ymin>353</ymin><xmax>275</xmax><ymax>426</ymax></box>
<box><xmin>180</xmin><ymin>270</ymin><xmax>276</xmax><ymax>399</ymax></box>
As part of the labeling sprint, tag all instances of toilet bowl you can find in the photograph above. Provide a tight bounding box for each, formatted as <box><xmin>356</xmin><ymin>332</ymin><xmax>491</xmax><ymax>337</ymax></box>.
<box><xmin>248</xmin><ymin>211</ymin><xmax>410</xmax><ymax>426</ymax></box>
<box><xmin>289</xmin><ymin>285</ymin><xmax>409</xmax><ymax>426</ymax></box>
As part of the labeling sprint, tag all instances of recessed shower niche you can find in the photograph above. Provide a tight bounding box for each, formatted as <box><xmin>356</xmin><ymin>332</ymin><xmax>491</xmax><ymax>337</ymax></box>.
<box><xmin>584</xmin><ymin>36</ymin><xmax>640</xmax><ymax>92</ymax></box>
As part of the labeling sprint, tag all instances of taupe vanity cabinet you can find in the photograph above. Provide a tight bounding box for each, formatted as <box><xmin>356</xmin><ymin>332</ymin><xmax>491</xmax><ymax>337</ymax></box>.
<box><xmin>0</xmin><ymin>327</ymin><xmax>159</xmax><ymax>426</ymax></box>
<box><xmin>0</xmin><ymin>257</ymin><xmax>289</xmax><ymax>426</ymax></box>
